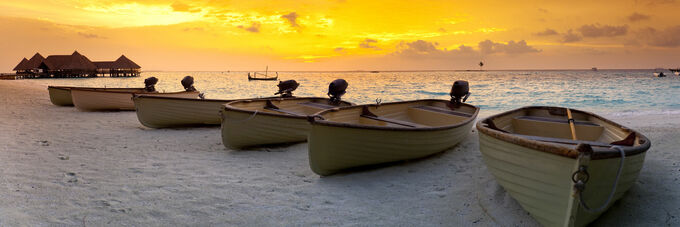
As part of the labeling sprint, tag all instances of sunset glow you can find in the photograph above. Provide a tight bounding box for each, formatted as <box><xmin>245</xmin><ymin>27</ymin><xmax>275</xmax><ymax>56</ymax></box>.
<box><xmin>2</xmin><ymin>0</ymin><xmax>680</xmax><ymax>71</ymax></box>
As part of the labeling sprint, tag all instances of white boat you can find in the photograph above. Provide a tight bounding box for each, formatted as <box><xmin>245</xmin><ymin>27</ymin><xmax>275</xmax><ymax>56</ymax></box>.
<box><xmin>307</xmin><ymin>99</ymin><xmax>479</xmax><ymax>175</ymax></box>
<box><xmin>220</xmin><ymin>97</ymin><xmax>353</xmax><ymax>149</ymax></box>
<box><xmin>476</xmin><ymin>106</ymin><xmax>651</xmax><ymax>227</ymax></box>
<box><xmin>47</xmin><ymin>86</ymin><xmax>144</xmax><ymax>106</ymax></box>
<box><xmin>70</xmin><ymin>88</ymin><xmax>199</xmax><ymax>111</ymax></box>
<box><xmin>133</xmin><ymin>96</ymin><xmax>234</xmax><ymax>128</ymax></box>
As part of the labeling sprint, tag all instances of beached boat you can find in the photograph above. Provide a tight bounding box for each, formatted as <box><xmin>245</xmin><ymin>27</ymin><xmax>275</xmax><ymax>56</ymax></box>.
<box><xmin>476</xmin><ymin>106</ymin><xmax>651</xmax><ymax>227</ymax></box>
<box><xmin>71</xmin><ymin>88</ymin><xmax>199</xmax><ymax>111</ymax></box>
<box><xmin>48</xmin><ymin>86</ymin><xmax>145</xmax><ymax>106</ymax></box>
<box><xmin>133</xmin><ymin>95</ymin><xmax>234</xmax><ymax>128</ymax></box>
<box><xmin>221</xmin><ymin>97</ymin><xmax>353</xmax><ymax>149</ymax></box>
<box><xmin>307</xmin><ymin>99</ymin><xmax>479</xmax><ymax>175</ymax></box>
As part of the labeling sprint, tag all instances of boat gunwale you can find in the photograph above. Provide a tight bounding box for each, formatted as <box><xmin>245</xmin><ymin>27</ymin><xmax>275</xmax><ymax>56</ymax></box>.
<box><xmin>476</xmin><ymin>106</ymin><xmax>651</xmax><ymax>160</ymax></box>
<box><xmin>70</xmin><ymin>88</ymin><xmax>196</xmax><ymax>95</ymax></box>
<box><xmin>48</xmin><ymin>86</ymin><xmax>145</xmax><ymax>91</ymax></box>
<box><xmin>309</xmin><ymin>99</ymin><xmax>479</xmax><ymax>132</ymax></box>
<box><xmin>132</xmin><ymin>94</ymin><xmax>284</xmax><ymax>103</ymax></box>
<box><xmin>222</xmin><ymin>97</ymin><xmax>354</xmax><ymax>120</ymax></box>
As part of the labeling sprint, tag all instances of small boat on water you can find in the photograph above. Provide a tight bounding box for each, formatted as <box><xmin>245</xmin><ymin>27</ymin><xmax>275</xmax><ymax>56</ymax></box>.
<box><xmin>71</xmin><ymin>76</ymin><xmax>200</xmax><ymax>111</ymax></box>
<box><xmin>248</xmin><ymin>66</ymin><xmax>278</xmax><ymax>81</ymax></box>
<box><xmin>654</xmin><ymin>68</ymin><xmax>668</xmax><ymax>77</ymax></box>
<box><xmin>221</xmin><ymin>79</ymin><xmax>353</xmax><ymax>149</ymax></box>
<box><xmin>670</xmin><ymin>68</ymin><xmax>680</xmax><ymax>76</ymax></box>
<box><xmin>476</xmin><ymin>106</ymin><xmax>651</xmax><ymax>227</ymax></box>
<box><xmin>48</xmin><ymin>86</ymin><xmax>144</xmax><ymax>106</ymax></box>
<box><xmin>307</xmin><ymin>81</ymin><xmax>478</xmax><ymax>175</ymax></box>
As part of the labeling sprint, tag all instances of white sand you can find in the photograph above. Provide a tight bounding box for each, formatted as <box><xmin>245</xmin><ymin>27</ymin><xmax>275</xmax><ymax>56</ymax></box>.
<box><xmin>0</xmin><ymin>80</ymin><xmax>678</xmax><ymax>226</ymax></box>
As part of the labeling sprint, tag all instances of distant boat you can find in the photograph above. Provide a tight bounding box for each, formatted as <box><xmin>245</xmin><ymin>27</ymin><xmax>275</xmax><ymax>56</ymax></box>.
<box><xmin>591</xmin><ymin>67</ymin><xmax>598</xmax><ymax>71</ymax></box>
<box><xmin>654</xmin><ymin>68</ymin><xmax>668</xmax><ymax>77</ymax></box>
<box><xmin>248</xmin><ymin>66</ymin><xmax>278</xmax><ymax>81</ymax></box>
<box><xmin>369</xmin><ymin>71</ymin><xmax>379</xmax><ymax>73</ymax></box>
<box><xmin>670</xmin><ymin>68</ymin><xmax>680</xmax><ymax>76</ymax></box>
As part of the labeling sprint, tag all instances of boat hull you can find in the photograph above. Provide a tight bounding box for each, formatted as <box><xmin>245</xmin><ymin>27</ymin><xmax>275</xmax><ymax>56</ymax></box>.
<box><xmin>71</xmin><ymin>89</ymin><xmax>199</xmax><ymax>111</ymax></box>
<box><xmin>308</xmin><ymin>117</ymin><xmax>475</xmax><ymax>176</ymax></box>
<box><xmin>48</xmin><ymin>86</ymin><xmax>73</xmax><ymax>106</ymax></box>
<box><xmin>47</xmin><ymin>86</ymin><xmax>145</xmax><ymax>106</ymax></box>
<box><xmin>133</xmin><ymin>96</ymin><xmax>231</xmax><ymax>128</ymax></box>
<box><xmin>478</xmin><ymin>133</ymin><xmax>646</xmax><ymax>227</ymax></box>
<box><xmin>221</xmin><ymin>110</ymin><xmax>310</xmax><ymax>148</ymax></box>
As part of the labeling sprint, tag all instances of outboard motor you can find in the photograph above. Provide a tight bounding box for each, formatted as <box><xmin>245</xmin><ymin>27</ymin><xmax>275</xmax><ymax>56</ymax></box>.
<box><xmin>181</xmin><ymin>76</ymin><xmax>196</xmax><ymax>91</ymax></box>
<box><xmin>328</xmin><ymin>79</ymin><xmax>348</xmax><ymax>104</ymax></box>
<box><xmin>144</xmin><ymin>77</ymin><xmax>158</xmax><ymax>92</ymax></box>
<box><xmin>275</xmin><ymin>80</ymin><xmax>299</xmax><ymax>97</ymax></box>
<box><xmin>450</xmin><ymin>80</ymin><xmax>470</xmax><ymax>106</ymax></box>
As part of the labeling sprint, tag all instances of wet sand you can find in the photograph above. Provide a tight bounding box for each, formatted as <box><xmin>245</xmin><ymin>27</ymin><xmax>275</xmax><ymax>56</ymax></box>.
<box><xmin>0</xmin><ymin>80</ymin><xmax>678</xmax><ymax>226</ymax></box>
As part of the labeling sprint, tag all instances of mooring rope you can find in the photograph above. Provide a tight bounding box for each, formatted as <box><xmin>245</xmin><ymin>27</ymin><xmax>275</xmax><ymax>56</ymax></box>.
<box><xmin>579</xmin><ymin>146</ymin><xmax>626</xmax><ymax>213</ymax></box>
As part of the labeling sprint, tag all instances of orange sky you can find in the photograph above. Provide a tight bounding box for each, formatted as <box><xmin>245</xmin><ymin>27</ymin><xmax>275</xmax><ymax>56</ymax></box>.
<box><xmin>2</xmin><ymin>0</ymin><xmax>680</xmax><ymax>72</ymax></box>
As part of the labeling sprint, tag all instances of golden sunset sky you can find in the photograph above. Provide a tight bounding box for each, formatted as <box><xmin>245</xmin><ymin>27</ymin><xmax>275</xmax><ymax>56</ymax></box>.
<box><xmin>1</xmin><ymin>0</ymin><xmax>680</xmax><ymax>71</ymax></box>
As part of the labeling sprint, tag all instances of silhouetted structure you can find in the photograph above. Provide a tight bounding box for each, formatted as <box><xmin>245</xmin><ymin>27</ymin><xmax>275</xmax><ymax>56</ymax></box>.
<box><xmin>13</xmin><ymin>51</ymin><xmax>141</xmax><ymax>78</ymax></box>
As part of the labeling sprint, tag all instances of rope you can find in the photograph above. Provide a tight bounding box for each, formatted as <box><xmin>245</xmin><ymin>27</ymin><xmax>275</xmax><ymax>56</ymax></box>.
<box><xmin>578</xmin><ymin>146</ymin><xmax>626</xmax><ymax>213</ymax></box>
<box><xmin>224</xmin><ymin>110</ymin><xmax>259</xmax><ymax>123</ymax></box>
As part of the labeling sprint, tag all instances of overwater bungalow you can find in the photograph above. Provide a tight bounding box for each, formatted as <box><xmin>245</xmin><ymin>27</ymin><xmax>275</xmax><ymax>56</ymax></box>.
<box><xmin>12</xmin><ymin>51</ymin><xmax>141</xmax><ymax>78</ymax></box>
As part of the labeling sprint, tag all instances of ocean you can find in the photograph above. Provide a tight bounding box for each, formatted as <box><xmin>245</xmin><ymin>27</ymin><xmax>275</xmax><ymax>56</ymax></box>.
<box><xmin>31</xmin><ymin>70</ymin><xmax>680</xmax><ymax>117</ymax></box>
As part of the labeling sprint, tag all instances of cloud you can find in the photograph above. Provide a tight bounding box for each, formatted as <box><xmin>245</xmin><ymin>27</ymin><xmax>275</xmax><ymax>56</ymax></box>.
<box><xmin>394</xmin><ymin>40</ymin><xmax>475</xmax><ymax>59</ymax></box>
<box><xmin>561</xmin><ymin>29</ymin><xmax>582</xmax><ymax>43</ymax></box>
<box><xmin>359</xmin><ymin>38</ymin><xmax>380</xmax><ymax>49</ymax></box>
<box><xmin>627</xmin><ymin>13</ymin><xmax>650</xmax><ymax>22</ymax></box>
<box><xmin>238</xmin><ymin>22</ymin><xmax>261</xmax><ymax>33</ymax></box>
<box><xmin>77</xmin><ymin>32</ymin><xmax>105</xmax><ymax>39</ymax></box>
<box><xmin>538</xmin><ymin>8</ymin><xmax>549</xmax><ymax>13</ymax></box>
<box><xmin>478</xmin><ymin>40</ymin><xmax>541</xmax><ymax>55</ymax></box>
<box><xmin>334</xmin><ymin>47</ymin><xmax>345</xmax><ymax>52</ymax></box>
<box><xmin>171</xmin><ymin>2</ymin><xmax>201</xmax><ymax>13</ymax></box>
<box><xmin>636</xmin><ymin>26</ymin><xmax>680</xmax><ymax>47</ymax></box>
<box><xmin>578</xmin><ymin>24</ymin><xmax>628</xmax><ymax>37</ymax></box>
<box><xmin>281</xmin><ymin>12</ymin><xmax>299</xmax><ymax>28</ymax></box>
<box><xmin>534</xmin><ymin>28</ymin><xmax>559</xmax><ymax>36</ymax></box>
<box><xmin>636</xmin><ymin>0</ymin><xmax>676</xmax><ymax>6</ymax></box>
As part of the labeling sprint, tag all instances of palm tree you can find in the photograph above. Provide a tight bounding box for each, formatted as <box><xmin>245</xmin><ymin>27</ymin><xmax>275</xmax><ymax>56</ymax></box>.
<box><xmin>479</xmin><ymin>61</ymin><xmax>484</xmax><ymax>71</ymax></box>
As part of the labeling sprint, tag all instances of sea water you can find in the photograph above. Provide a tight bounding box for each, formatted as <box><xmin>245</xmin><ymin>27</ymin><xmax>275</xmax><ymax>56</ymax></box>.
<box><xmin>31</xmin><ymin>70</ymin><xmax>680</xmax><ymax>117</ymax></box>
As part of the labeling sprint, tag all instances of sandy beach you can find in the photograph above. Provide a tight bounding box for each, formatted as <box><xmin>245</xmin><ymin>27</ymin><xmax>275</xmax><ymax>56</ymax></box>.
<box><xmin>1</xmin><ymin>79</ymin><xmax>678</xmax><ymax>226</ymax></box>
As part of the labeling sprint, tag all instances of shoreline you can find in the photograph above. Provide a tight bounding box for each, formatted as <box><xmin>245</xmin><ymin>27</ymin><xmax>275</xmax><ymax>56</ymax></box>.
<box><xmin>1</xmin><ymin>79</ymin><xmax>678</xmax><ymax>226</ymax></box>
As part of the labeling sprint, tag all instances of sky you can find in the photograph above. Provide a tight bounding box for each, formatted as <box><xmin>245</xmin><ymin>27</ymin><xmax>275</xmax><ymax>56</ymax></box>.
<box><xmin>1</xmin><ymin>0</ymin><xmax>680</xmax><ymax>72</ymax></box>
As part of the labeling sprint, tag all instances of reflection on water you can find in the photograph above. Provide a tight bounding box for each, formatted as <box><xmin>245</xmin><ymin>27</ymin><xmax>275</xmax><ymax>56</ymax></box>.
<box><xmin>30</xmin><ymin>70</ymin><xmax>680</xmax><ymax>117</ymax></box>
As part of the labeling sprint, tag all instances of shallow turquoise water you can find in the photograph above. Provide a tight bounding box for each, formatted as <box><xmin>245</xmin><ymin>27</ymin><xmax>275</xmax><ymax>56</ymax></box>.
<box><xmin>33</xmin><ymin>70</ymin><xmax>680</xmax><ymax>116</ymax></box>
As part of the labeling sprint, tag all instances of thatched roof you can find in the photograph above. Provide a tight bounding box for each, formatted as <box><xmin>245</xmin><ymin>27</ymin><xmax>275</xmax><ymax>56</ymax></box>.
<box><xmin>14</xmin><ymin>51</ymin><xmax>140</xmax><ymax>71</ymax></box>
<box><xmin>13</xmin><ymin>58</ymin><xmax>29</xmax><ymax>70</ymax></box>
<box><xmin>41</xmin><ymin>51</ymin><xmax>97</xmax><ymax>70</ymax></box>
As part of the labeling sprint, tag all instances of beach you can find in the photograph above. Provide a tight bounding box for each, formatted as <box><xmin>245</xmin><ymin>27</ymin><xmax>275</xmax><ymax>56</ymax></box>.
<box><xmin>1</xmin><ymin>79</ymin><xmax>679</xmax><ymax>226</ymax></box>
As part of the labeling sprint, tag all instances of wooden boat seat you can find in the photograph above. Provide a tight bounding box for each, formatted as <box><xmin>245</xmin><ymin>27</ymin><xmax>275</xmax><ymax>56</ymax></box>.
<box><xmin>515</xmin><ymin>116</ymin><xmax>600</xmax><ymax>126</ymax></box>
<box><xmin>264</xmin><ymin>100</ymin><xmax>303</xmax><ymax>116</ymax></box>
<box><xmin>360</xmin><ymin>106</ymin><xmax>425</xmax><ymax>128</ymax></box>
<box><xmin>298</xmin><ymin>102</ymin><xmax>336</xmax><ymax>109</ymax></box>
<box><xmin>411</xmin><ymin>105</ymin><xmax>472</xmax><ymax>117</ymax></box>
<box><xmin>517</xmin><ymin>135</ymin><xmax>619</xmax><ymax>148</ymax></box>
<box><xmin>512</xmin><ymin>116</ymin><xmax>604</xmax><ymax>141</ymax></box>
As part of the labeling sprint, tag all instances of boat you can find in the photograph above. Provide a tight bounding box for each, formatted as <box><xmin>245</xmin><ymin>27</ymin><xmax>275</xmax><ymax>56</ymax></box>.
<box><xmin>591</xmin><ymin>67</ymin><xmax>598</xmax><ymax>71</ymax></box>
<box><xmin>221</xmin><ymin>97</ymin><xmax>353</xmax><ymax>149</ymax></box>
<box><xmin>248</xmin><ymin>66</ymin><xmax>278</xmax><ymax>81</ymax></box>
<box><xmin>308</xmin><ymin>99</ymin><xmax>478</xmax><ymax>176</ymax></box>
<box><xmin>476</xmin><ymin>106</ymin><xmax>651</xmax><ymax>227</ymax></box>
<box><xmin>653</xmin><ymin>68</ymin><xmax>668</xmax><ymax>77</ymax></box>
<box><xmin>71</xmin><ymin>89</ymin><xmax>200</xmax><ymax>111</ymax></box>
<box><xmin>670</xmin><ymin>68</ymin><xmax>680</xmax><ymax>76</ymax></box>
<box><xmin>307</xmin><ymin>80</ymin><xmax>477</xmax><ymax>175</ymax></box>
<box><xmin>48</xmin><ymin>86</ymin><xmax>144</xmax><ymax>106</ymax></box>
<box><xmin>133</xmin><ymin>96</ymin><xmax>235</xmax><ymax>128</ymax></box>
